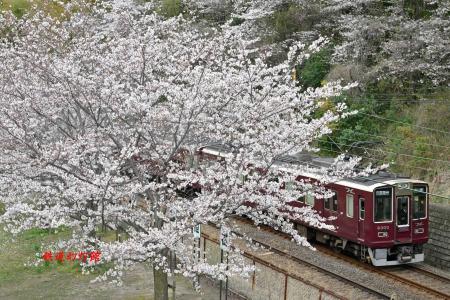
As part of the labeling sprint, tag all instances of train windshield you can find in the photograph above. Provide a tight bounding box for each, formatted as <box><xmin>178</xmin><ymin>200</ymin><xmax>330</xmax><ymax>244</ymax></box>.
<box><xmin>413</xmin><ymin>185</ymin><xmax>427</xmax><ymax>219</ymax></box>
<box><xmin>374</xmin><ymin>188</ymin><xmax>392</xmax><ymax>222</ymax></box>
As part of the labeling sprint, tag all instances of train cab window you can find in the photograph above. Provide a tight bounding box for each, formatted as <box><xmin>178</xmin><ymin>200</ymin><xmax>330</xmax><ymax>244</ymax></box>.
<box><xmin>306</xmin><ymin>193</ymin><xmax>314</xmax><ymax>206</ymax></box>
<box><xmin>374</xmin><ymin>188</ymin><xmax>392</xmax><ymax>222</ymax></box>
<box><xmin>346</xmin><ymin>194</ymin><xmax>354</xmax><ymax>218</ymax></box>
<box><xmin>325</xmin><ymin>190</ymin><xmax>338</xmax><ymax>211</ymax></box>
<box><xmin>413</xmin><ymin>186</ymin><xmax>427</xmax><ymax>219</ymax></box>
<box><xmin>298</xmin><ymin>195</ymin><xmax>305</xmax><ymax>203</ymax></box>
<box><xmin>359</xmin><ymin>198</ymin><xmax>365</xmax><ymax>220</ymax></box>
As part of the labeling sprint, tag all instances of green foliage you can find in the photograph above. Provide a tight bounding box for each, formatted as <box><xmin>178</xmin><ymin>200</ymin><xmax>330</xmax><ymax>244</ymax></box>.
<box><xmin>230</xmin><ymin>17</ymin><xmax>245</xmax><ymax>26</ymax></box>
<box><xmin>296</xmin><ymin>47</ymin><xmax>332</xmax><ymax>90</ymax></box>
<box><xmin>159</xmin><ymin>0</ymin><xmax>183</xmax><ymax>18</ymax></box>
<box><xmin>196</xmin><ymin>4</ymin><xmax>233</xmax><ymax>24</ymax></box>
<box><xmin>385</xmin><ymin>125</ymin><xmax>435</xmax><ymax>178</ymax></box>
<box><xmin>22</xmin><ymin>228</ymin><xmax>51</xmax><ymax>240</ymax></box>
<box><xmin>0</xmin><ymin>224</ymin><xmax>110</xmax><ymax>287</ymax></box>
<box><xmin>268</xmin><ymin>4</ymin><xmax>303</xmax><ymax>41</ymax></box>
<box><xmin>318</xmin><ymin>97</ymin><xmax>382</xmax><ymax>157</ymax></box>
<box><xmin>1</xmin><ymin>0</ymin><xmax>30</xmax><ymax>18</ymax></box>
<box><xmin>318</xmin><ymin>79</ymin><xmax>449</xmax><ymax>202</ymax></box>
<box><xmin>403</xmin><ymin>0</ymin><xmax>433</xmax><ymax>19</ymax></box>
<box><xmin>1</xmin><ymin>0</ymin><xmax>74</xmax><ymax>19</ymax></box>
<box><xmin>32</xmin><ymin>243</ymin><xmax>41</xmax><ymax>252</ymax></box>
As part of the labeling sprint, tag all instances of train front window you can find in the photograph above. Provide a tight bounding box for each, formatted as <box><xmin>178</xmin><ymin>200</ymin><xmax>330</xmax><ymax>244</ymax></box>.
<box><xmin>413</xmin><ymin>185</ymin><xmax>427</xmax><ymax>219</ymax></box>
<box><xmin>374</xmin><ymin>188</ymin><xmax>392</xmax><ymax>222</ymax></box>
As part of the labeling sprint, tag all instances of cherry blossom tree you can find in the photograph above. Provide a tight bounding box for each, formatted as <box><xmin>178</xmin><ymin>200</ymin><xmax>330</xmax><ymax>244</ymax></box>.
<box><xmin>0</xmin><ymin>1</ymin><xmax>368</xmax><ymax>298</ymax></box>
<box><xmin>330</xmin><ymin>0</ymin><xmax>450</xmax><ymax>85</ymax></box>
<box><xmin>190</xmin><ymin>0</ymin><xmax>449</xmax><ymax>85</ymax></box>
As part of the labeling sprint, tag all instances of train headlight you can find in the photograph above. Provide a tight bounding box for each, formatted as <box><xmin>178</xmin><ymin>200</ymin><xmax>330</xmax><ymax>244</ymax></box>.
<box><xmin>377</xmin><ymin>231</ymin><xmax>388</xmax><ymax>238</ymax></box>
<box><xmin>414</xmin><ymin>228</ymin><xmax>424</xmax><ymax>234</ymax></box>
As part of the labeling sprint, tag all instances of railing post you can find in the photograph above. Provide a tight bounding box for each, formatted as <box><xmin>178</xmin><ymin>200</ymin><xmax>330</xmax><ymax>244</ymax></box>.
<box><xmin>284</xmin><ymin>274</ymin><xmax>288</xmax><ymax>300</ymax></box>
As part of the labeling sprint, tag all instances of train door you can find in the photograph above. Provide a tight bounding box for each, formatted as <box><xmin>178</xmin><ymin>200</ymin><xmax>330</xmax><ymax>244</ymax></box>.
<box><xmin>357</xmin><ymin>197</ymin><xmax>365</xmax><ymax>241</ymax></box>
<box><xmin>395</xmin><ymin>196</ymin><xmax>412</xmax><ymax>242</ymax></box>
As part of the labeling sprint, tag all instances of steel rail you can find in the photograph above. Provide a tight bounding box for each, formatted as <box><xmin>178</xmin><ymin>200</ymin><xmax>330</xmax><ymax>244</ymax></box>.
<box><xmin>202</xmin><ymin>232</ymin><xmax>347</xmax><ymax>300</ymax></box>
<box><xmin>315</xmin><ymin>245</ymin><xmax>450</xmax><ymax>299</ymax></box>
<box><xmin>406</xmin><ymin>265</ymin><xmax>450</xmax><ymax>285</ymax></box>
<box><xmin>233</xmin><ymin>217</ymin><xmax>450</xmax><ymax>299</ymax></box>
<box><xmin>207</xmin><ymin>221</ymin><xmax>390</xmax><ymax>299</ymax></box>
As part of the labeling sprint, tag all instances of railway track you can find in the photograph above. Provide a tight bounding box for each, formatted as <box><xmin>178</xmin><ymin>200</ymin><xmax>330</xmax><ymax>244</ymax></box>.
<box><xmin>316</xmin><ymin>244</ymin><xmax>450</xmax><ymax>299</ymax></box>
<box><xmin>209</xmin><ymin>221</ymin><xmax>390</xmax><ymax>299</ymax></box>
<box><xmin>383</xmin><ymin>265</ymin><xmax>450</xmax><ymax>298</ymax></box>
<box><xmin>232</xmin><ymin>217</ymin><xmax>450</xmax><ymax>299</ymax></box>
<box><xmin>407</xmin><ymin>265</ymin><xmax>450</xmax><ymax>284</ymax></box>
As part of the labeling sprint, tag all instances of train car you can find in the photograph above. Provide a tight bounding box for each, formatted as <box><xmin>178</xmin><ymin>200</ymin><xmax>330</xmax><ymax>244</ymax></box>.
<box><xmin>293</xmin><ymin>171</ymin><xmax>429</xmax><ymax>266</ymax></box>
<box><xmin>199</xmin><ymin>145</ymin><xmax>429</xmax><ymax>266</ymax></box>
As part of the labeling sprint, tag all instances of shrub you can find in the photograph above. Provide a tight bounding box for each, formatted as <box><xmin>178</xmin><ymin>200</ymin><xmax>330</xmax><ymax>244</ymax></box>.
<box><xmin>1</xmin><ymin>0</ymin><xmax>30</xmax><ymax>18</ymax></box>
<box><xmin>296</xmin><ymin>47</ymin><xmax>332</xmax><ymax>90</ymax></box>
<box><xmin>159</xmin><ymin>0</ymin><xmax>183</xmax><ymax>18</ymax></box>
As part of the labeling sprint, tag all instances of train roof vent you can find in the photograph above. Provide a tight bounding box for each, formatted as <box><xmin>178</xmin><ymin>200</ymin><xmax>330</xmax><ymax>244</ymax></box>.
<box><xmin>205</xmin><ymin>143</ymin><xmax>231</xmax><ymax>153</ymax></box>
<box><xmin>276</xmin><ymin>155</ymin><xmax>301</xmax><ymax>164</ymax></box>
<box><xmin>378</xmin><ymin>171</ymin><xmax>391</xmax><ymax>177</ymax></box>
<box><xmin>294</xmin><ymin>153</ymin><xmax>313</xmax><ymax>162</ymax></box>
<box><xmin>396</xmin><ymin>174</ymin><xmax>410</xmax><ymax>179</ymax></box>
<box><xmin>312</xmin><ymin>157</ymin><xmax>334</xmax><ymax>168</ymax></box>
<box><xmin>359</xmin><ymin>177</ymin><xmax>370</xmax><ymax>182</ymax></box>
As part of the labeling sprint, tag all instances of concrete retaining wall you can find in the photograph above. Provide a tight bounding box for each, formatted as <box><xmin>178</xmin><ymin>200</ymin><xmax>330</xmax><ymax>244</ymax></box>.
<box><xmin>424</xmin><ymin>203</ymin><xmax>450</xmax><ymax>271</ymax></box>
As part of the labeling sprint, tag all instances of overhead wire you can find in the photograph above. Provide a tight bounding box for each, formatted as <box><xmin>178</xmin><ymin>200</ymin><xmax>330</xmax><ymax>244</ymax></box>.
<box><xmin>335</xmin><ymin>98</ymin><xmax>450</xmax><ymax>103</ymax></box>
<box><xmin>333</xmin><ymin>130</ymin><xmax>450</xmax><ymax>150</ymax></box>
<box><xmin>358</xmin><ymin>112</ymin><xmax>450</xmax><ymax>135</ymax></box>
<box><xmin>319</xmin><ymin>140</ymin><xmax>450</xmax><ymax>164</ymax></box>
<box><xmin>319</xmin><ymin>143</ymin><xmax>437</xmax><ymax>172</ymax></box>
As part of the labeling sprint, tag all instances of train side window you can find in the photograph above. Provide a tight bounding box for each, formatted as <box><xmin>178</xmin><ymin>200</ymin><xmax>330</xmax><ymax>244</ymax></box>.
<box><xmin>412</xmin><ymin>185</ymin><xmax>427</xmax><ymax>219</ymax></box>
<box><xmin>332</xmin><ymin>191</ymin><xmax>338</xmax><ymax>211</ymax></box>
<box><xmin>325</xmin><ymin>190</ymin><xmax>338</xmax><ymax>211</ymax></box>
<box><xmin>374</xmin><ymin>188</ymin><xmax>392</xmax><ymax>222</ymax></box>
<box><xmin>306</xmin><ymin>193</ymin><xmax>314</xmax><ymax>206</ymax></box>
<box><xmin>359</xmin><ymin>198</ymin><xmax>365</xmax><ymax>220</ymax></box>
<box><xmin>285</xmin><ymin>181</ymin><xmax>294</xmax><ymax>190</ymax></box>
<box><xmin>188</xmin><ymin>154</ymin><xmax>199</xmax><ymax>169</ymax></box>
<box><xmin>324</xmin><ymin>196</ymin><xmax>331</xmax><ymax>210</ymax></box>
<box><xmin>286</xmin><ymin>182</ymin><xmax>305</xmax><ymax>203</ymax></box>
<box><xmin>346</xmin><ymin>194</ymin><xmax>354</xmax><ymax>218</ymax></box>
<box><xmin>238</xmin><ymin>171</ymin><xmax>249</xmax><ymax>184</ymax></box>
<box><xmin>298</xmin><ymin>195</ymin><xmax>305</xmax><ymax>203</ymax></box>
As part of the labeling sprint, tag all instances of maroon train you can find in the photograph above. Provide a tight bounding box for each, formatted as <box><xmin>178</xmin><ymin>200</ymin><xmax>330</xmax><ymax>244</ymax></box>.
<box><xmin>199</xmin><ymin>145</ymin><xmax>429</xmax><ymax>266</ymax></box>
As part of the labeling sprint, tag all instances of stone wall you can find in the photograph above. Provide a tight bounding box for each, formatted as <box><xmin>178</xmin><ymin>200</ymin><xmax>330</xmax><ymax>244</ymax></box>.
<box><xmin>424</xmin><ymin>203</ymin><xmax>450</xmax><ymax>271</ymax></box>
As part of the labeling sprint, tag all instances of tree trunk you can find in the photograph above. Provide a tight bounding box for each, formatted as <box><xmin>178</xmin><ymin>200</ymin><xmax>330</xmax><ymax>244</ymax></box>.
<box><xmin>153</xmin><ymin>265</ymin><xmax>169</xmax><ymax>300</ymax></box>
